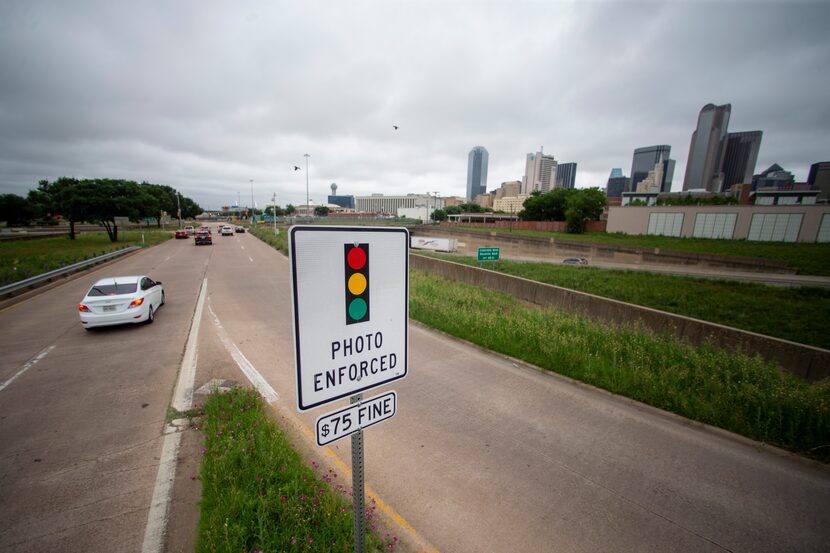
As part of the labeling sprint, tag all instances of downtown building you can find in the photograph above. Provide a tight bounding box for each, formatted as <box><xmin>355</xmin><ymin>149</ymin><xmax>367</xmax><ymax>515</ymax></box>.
<box><xmin>466</xmin><ymin>146</ymin><xmax>489</xmax><ymax>200</ymax></box>
<box><xmin>721</xmin><ymin>131</ymin><xmax>763</xmax><ymax>190</ymax></box>
<box><xmin>522</xmin><ymin>149</ymin><xmax>557</xmax><ymax>194</ymax></box>
<box><xmin>683</xmin><ymin>103</ymin><xmax>762</xmax><ymax>193</ymax></box>
<box><xmin>555</xmin><ymin>162</ymin><xmax>577</xmax><ymax>189</ymax></box>
<box><xmin>606</xmin><ymin>168</ymin><xmax>630</xmax><ymax>199</ymax></box>
<box><xmin>630</xmin><ymin>145</ymin><xmax>675</xmax><ymax>193</ymax></box>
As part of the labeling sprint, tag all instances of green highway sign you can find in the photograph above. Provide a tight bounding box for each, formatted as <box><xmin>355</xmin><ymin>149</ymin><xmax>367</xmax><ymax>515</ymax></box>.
<box><xmin>477</xmin><ymin>247</ymin><xmax>500</xmax><ymax>261</ymax></box>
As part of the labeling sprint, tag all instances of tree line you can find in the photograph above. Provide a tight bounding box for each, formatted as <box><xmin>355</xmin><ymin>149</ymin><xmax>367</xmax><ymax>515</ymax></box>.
<box><xmin>430</xmin><ymin>189</ymin><xmax>607</xmax><ymax>233</ymax></box>
<box><xmin>0</xmin><ymin>178</ymin><xmax>203</xmax><ymax>241</ymax></box>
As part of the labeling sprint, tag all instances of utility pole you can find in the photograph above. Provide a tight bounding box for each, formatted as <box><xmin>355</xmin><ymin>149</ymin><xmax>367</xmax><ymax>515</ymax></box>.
<box><xmin>177</xmin><ymin>192</ymin><xmax>182</xmax><ymax>228</ymax></box>
<box><xmin>250</xmin><ymin>179</ymin><xmax>255</xmax><ymax>224</ymax></box>
<box><xmin>272</xmin><ymin>192</ymin><xmax>278</xmax><ymax>235</ymax></box>
<box><xmin>304</xmin><ymin>154</ymin><xmax>311</xmax><ymax>218</ymax></box>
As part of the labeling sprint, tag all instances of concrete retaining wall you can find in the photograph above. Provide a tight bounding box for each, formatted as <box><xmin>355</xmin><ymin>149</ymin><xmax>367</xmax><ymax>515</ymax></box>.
<box><xmin>410</xmin><ymin>254</ymin><xmax>829</xmax><ymax>382</ymax></box>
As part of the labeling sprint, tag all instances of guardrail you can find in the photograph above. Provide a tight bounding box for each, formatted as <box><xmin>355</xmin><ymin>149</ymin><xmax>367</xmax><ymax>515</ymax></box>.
<box><xmin>0</xmin><ymin>246</ymin><xmax>142</xmax><ymax>300</ymax></box>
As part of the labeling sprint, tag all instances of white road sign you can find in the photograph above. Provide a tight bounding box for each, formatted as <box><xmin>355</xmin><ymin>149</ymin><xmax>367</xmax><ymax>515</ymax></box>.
<box><xmin>315</xmin><ymin>391</ymin><xmax>397</xmax><ymax>446</ymax></box>
<box><xmin>290</xmin><ymin>226</ymin><xmax>409</xmax><ymax>411</ymax></box>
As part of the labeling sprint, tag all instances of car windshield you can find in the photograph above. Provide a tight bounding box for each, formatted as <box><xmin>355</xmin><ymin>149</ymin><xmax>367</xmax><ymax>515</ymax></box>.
<box><xmin>87</xmin><ymin>283</ymin><xmax>138</xmax><ymax>296</ymax></box>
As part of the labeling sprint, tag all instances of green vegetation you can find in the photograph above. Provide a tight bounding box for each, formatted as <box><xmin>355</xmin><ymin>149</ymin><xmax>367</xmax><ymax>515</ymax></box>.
<box><xmin>246</xmin><ymin>224</ymin><xmax>288</xmax><ymax>255</ymax></box>
<box><xmin>0</xmin><ymin>230</ymin><xmax>171</xmax><ymax>286</ymax></box>
<box><xmin>457</xmin><ymin>227</ymin><xmax>830</xmax><ymax>275</ymax></box>
<box><xmin>1</xmin><ymin>178</ymin><xmax>202</xmax><ymax>240</ymax></box>
<box><xmin>421</xmin><ymin>253</ymin><xmax>830</xmax><ymax>349</ymax></box>
<box><xmin>198</xmin><ymin>387</ymin><xmax>390</xmax><ymax>552</ymax></box>
<box><xmin>410</xmin><ymin>270</ymin><xmax>830</xmax><ymax>461</ymax></box>
<box><xmin>518</xmin><ymin>188</ymin><xmax>607</xmax><ymax>233</ymax></box>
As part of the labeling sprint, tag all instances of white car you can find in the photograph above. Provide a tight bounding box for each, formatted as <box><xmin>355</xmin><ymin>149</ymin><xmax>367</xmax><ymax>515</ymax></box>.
<box><xmin>221</xmin><ymin>225</ymin><xmax>233</xmax><ymax>236</ymax></box>
<box><xmin>78</xmin><ymin>276</ymin><xmax>165</xmax><ymax>330</ymax></box>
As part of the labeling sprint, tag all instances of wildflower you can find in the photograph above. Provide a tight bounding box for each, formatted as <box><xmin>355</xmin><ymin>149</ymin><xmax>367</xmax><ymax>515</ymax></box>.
<box><xmin>341</xmin><ymin>506</ymin><xmax>347</xmax><ymax>513</ymax></box>
<box><xmin>281</xmin><ymin>496</ymin><xmax>288</xmax><ymax>503</ymax></box>
<box><xmin>313</xmin><ymin>501</ymin><xmax>319</xmax><ymax>507</ymax></box>
<box><xmin>291</xmin><ymin>538</ymin><xmax>297</xmax><ymax>545</ymax></box>
<box><xmin>308</xmin><ymin>537</ymin><xmax>315</xmax><ymax>544</ymax></box>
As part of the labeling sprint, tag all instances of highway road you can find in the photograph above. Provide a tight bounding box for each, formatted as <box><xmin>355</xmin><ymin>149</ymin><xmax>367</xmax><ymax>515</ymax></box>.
<box><xmin>1</xmin><ymin>226</ymin><xmax>829</xmax><ymax>552</ymax></box>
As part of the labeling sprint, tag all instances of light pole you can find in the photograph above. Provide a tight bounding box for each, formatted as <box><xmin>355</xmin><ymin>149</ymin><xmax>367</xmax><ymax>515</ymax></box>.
<box><xmin>272</xmin><ymin>192</ymin><xmax>278</xmax><ymax>235</ymax></box>
<box><xmin>303</xmin><ymin>153</ymin><xmax>310</xmax><ymax>218</ymax></box>
<box><xmin>250</xmin><ymin>179</ymin><xmax>255</xmax><ymax>224</ymax></box>
<box><xmin>433</xmin><ymin>191</ymin><xmax>440</xmax><ymax>224</ymax></box>
<box><xmin>176</xmin><ymin>192</ymin><xmax>182</xmax><ymax>228</ymax></box>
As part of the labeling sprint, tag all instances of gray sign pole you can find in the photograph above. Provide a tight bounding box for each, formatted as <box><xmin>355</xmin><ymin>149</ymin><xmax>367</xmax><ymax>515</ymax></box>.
<box><xmin>351</xmin><ymin>393</ymin><xmax>366</xmax><ymax>553</ymax></box>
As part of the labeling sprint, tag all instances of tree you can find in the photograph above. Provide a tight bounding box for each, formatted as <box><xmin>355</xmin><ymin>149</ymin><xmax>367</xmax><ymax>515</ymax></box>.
<box><xmin>565</xmin><ymin>188</ymin><xmax>607</xmax><ymax>233</ymax></box>
<box><xmin>265</xmin><ymin>205</ymin><xmax>285</xmax><ymax>217</ymax></box>
<box><xmin>285</xmin><ymin>204</ymin><xmax>296</xmax><ymax>215</ymax></box>
<box><xmin>519</xmin><ymin>189</ymin><xmax>573</xmax><ymax>221</ymax></box>
<box><xmin>0</xmin><ymin>194</ymin><xmax>41</xmax><ymax>226</ymax></box>
<box><xmin>314</xmin><ymin>206</ymin><xmax>330</xmax><ymax>216</ymax></box>
<box><xmin>444</xmin><ymin>205</ymin><xmax>462</xmax><ymax>215</ymax></box>
<box><xmin>431</xmin><ymin>208</ymin><xmax>447</xmax><ymax>222</ymax></box>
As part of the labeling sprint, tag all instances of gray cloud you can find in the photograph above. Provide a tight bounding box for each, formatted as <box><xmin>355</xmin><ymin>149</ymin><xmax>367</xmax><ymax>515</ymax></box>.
<box><xmin>1</xmin><ymin>0</ymin><xmax>829</xmax><ymax>209</ymax></box>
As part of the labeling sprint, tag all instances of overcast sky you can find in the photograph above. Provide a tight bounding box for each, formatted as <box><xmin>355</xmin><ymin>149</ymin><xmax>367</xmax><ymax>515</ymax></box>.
<box><xmin>1</xmin><ymin>0</ymin><xmax>828</xmax><ymax>210</ymax></box>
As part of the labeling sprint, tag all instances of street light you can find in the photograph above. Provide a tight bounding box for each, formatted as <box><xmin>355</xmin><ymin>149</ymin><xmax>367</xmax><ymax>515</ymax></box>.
<box><xmin>272</xmin><ymin>192</ymin><xmax>278</xmax><ymax>235</ymax></box>
<box><xmin>304</xmin><ymin>154</ymin><xmax>310</xmax><ymax>218</ymax></box>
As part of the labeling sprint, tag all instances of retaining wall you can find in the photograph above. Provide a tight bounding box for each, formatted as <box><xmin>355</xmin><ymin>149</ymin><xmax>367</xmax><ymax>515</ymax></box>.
<box><xmin>410</xmin><ymin>254</ymin><xmax>829</xmax><ymax>382</ymax></box>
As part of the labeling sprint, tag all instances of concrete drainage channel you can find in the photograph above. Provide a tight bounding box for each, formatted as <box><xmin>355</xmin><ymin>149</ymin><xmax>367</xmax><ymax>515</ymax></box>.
<box><xmin>0</xmin><ymin>246</ymin><xmax>142</xmax><ymax>303</ymax></box>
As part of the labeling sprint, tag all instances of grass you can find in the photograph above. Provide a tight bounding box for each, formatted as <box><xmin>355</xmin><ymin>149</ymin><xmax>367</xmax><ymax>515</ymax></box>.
<box><xmin>409</xmin><ymin>270</ymin><xmax>830</xmax><ymax>462</ymax></box>
<box><xmin>197</xmin><ymin>387</ymin><xmax>392</xmax><ymax>553</ymax></box>
<box><xmin>455</xmin><ymin>227</ymin><xmax>830</xmax><ymax>276</ymax></box>
<box><xmin>0</xmin><ymin>229</ymin><xmax>172</xmax><ymax>286</ymax></box>
<box><xmin>246</xmin><ymin>224</ymin><xmax>289</xmax><ymax>255</ymax></box>
<box><xmin>420</xmin><ymin>252</ymin><xmax>830</xmax><ymax>349</ymax></box>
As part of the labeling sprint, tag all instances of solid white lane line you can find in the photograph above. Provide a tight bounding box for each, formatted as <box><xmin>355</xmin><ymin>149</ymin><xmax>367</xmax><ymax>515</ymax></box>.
<box><xmin>141</xmin><ymin>277</ymin><xmax>208</xmax><ymax>553</ymax></box>
<box><xmin>208</xmin><ymin>302</ymin><xmax>279</xmax><ymax>403</ymax></box>
<box><xmin>172</xmin><ymin>277</ymin><xmax>208</xmax><ymax>412</ymax></box>
<box><xmin>0</xmin><ymin>345</ymin><xmax>55</xmax><ymax>393</ymax></box>
<box><xmin>249</xmin><ymin>256</ymin><xmax>254</xmax><ymax>263</ymax></box>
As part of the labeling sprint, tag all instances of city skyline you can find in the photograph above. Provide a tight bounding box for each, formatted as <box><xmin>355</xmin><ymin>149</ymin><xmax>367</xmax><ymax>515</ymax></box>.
<box><xmin>1</xmin><ymin>2</ymin><xmax>828</xmax><ymax>210</ymax></box>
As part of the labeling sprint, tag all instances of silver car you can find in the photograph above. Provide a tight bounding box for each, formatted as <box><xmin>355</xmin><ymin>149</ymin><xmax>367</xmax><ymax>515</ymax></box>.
<box><xmin>78</xmin><ymin>276</ymin><xmax>165</xmax><ymax>330</ymax></box>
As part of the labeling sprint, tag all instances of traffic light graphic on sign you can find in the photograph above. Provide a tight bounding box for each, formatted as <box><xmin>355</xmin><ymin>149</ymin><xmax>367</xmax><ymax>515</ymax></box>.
<box><xmin>344</xmin><ymin>243</ymin><xmax>370</xmax><ymax>325</ymax></box>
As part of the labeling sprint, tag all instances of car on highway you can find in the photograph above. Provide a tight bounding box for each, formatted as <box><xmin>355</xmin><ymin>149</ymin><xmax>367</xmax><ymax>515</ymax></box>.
<box><xmin>562</xmin><ymin>257</ymin><xmax>589</xmax><ymax>265</ymax></box>
<box><xmin>235</xmin><ymin>226</ymin><xmax>245</xmax><ymax>233</ymax></box>
<box><xmin>184</xmin><ymin>225</ymin><xmax>195</xmax><ymax>235</ymax></box>
<box><xmin>174</xmin><ymin>229</ymin><xmax>188</xmax><ymax>239</ymax></box>
<box><xmin>220</xmin><ymin>225</ymin><xmax>233</xmax><ymax>236</ymax></box>
<box><xmin>78</xmin><ymin>276</ymin><xmax>164</xmax><ymax>329</ymax></box>
<box><xmin>195</xmin><ymin>230</ymin><xmax>212</xmax><ymax>245</ymax></box>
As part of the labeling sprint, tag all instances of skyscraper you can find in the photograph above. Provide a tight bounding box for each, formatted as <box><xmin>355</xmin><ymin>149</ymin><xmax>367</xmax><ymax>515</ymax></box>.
<box><xmin>722</xmin><ymin>131</ymin><xmax>763</xmax><ymax>190</ymax></box>
<box><xmin>630</xmin><ymin>145</ymin><xmax>674</xmax><ymax>193</ymax></box>
<box><xmin>466</xmin><ymin>146</ymin><xmax>489</xmax><ymax>200</ymax></box>
<box><xmin>555</xmin><ymin>162</ymin><xmax>577</xmax><ymax>189</ymax></box>
<box><xmin>522</xmin><ymin>149</ymin><xmax>557</xmax><ymax>194</ymax></box>
<box><xmin>606</xmin><ymin>168</ymin><xmax>629</xmax><ymax>198</ymax></box>
<box><xmin>683</xmin><ymin>103</ymin><xmax>731</xmax><ymax>191</ymax></box>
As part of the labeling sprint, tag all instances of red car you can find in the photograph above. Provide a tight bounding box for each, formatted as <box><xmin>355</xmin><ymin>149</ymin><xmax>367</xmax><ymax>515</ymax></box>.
<box><xmin>174</xmin><ymin>229</ymin><xmax>188</xmax><ymax>239</ymax></box>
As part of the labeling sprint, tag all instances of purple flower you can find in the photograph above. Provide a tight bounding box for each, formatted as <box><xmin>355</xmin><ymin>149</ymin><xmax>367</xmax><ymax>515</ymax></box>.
<box><xmin>308</xmin><ymin>537</ymin><xmax>315</xmax><ymax>544</ymax></box>
<box><xmin>291</xmin><ymin>538</ymin><xmax>297</xmax><ymax>545</ymax></box>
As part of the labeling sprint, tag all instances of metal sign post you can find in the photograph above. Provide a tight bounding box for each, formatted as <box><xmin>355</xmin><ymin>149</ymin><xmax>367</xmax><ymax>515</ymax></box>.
<box><xmin>351</xmin><ymin>393</ymin><xmax>366</xmax><ymax>553</ymax></box>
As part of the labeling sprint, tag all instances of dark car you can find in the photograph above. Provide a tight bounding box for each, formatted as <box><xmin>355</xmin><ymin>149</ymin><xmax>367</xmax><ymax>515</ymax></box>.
<box><xmin>235</xmin><ymin>226</ymin><xmax>245</xmax><ymax>233</ymax></box>
<box><xmin>174</xmin><ymin>229</ymin><xmax>188</xmax><ymax>239</ymax></box>
<box><xmin>195</xmin><ymin>231</ymin><xmax>212</xmax><ymax>245</ymax></box>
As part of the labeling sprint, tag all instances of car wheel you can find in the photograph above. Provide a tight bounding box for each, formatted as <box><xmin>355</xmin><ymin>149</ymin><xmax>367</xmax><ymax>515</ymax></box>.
<box><xmin>147</xmin><ymin>305</ymin><xmax>155</xmax><ymax>324</ymax></box>
<box><xmin>160</xmin><ymin>291</ymin><xmax>165</xmax><ymax>306</ymax></box>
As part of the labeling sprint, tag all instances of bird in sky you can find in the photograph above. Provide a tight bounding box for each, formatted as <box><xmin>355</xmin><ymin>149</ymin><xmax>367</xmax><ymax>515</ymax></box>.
<box><xmin>393</xmin><ymin>125</ymin><xmax>399</xmax><ymax>130</ymax></box>
<box><xmin>293</xmin><ymin>166</ymin><xmax>301</xmax><ymax>171</ymax></box>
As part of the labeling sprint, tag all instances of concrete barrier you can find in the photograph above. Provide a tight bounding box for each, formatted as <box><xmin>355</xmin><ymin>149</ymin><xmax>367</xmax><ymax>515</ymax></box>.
<box><xmin>410</xmin><ymin>254</ymin><xmax>830</xmax><ymax>382</ymax></box>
